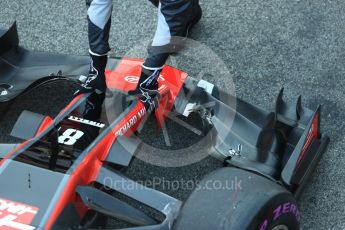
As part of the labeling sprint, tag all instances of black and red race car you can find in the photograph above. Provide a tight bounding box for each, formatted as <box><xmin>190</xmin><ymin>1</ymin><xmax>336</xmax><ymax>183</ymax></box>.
<box><xmin>0</xmin><ymin>23</ymin><xmax>329</xmax><ymax>230</ymax></box>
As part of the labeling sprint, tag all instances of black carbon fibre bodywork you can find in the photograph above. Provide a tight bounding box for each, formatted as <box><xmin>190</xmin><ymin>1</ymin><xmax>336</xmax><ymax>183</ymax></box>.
<box><xmin>0</xmin><ymin>22</ymin><xmax>89</xmax><ymax>103</ymax></box>
<box><xmin>174</xmin><ymin>77</ymin><xmax>330</xmax><ymax>196</ymax></box>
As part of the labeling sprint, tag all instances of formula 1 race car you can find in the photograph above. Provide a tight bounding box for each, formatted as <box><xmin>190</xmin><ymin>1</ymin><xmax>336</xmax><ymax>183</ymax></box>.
<box><xmin>0</xmin><ymin>23</ymin><xmax>329</xmax><ymax>230</ymax></box>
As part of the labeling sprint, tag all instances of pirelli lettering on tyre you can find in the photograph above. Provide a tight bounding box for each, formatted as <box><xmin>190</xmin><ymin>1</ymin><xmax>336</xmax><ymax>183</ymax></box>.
<box><xmin>0</xmin><ymin>198</ymin><xmax>38</xmax><ymax>230</ymax></box>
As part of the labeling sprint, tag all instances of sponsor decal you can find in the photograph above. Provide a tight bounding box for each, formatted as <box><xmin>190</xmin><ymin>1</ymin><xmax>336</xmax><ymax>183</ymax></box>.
<box><xmin>115</xmin><ymin>108</ymin><xmax>146</xmax><ymax>136</ymax></box>
<box><xmin>68</xmin><ymin>116</ymin><xmax>105</xmax><ymax>128</ymax></box>
<box><xmin>0</xmin><ymin>198</ymin><xmax>38</xmax><ymax>230</ymax></box>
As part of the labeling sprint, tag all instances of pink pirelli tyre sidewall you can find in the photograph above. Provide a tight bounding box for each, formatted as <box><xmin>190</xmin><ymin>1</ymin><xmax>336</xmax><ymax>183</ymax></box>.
<box><xmin>174</xmin><ymin>167</ymin><xmax>300</xmax><ymax>230</ymax></box>
<box><xmin>255</xmin><ymin>194</ymin><xmax>300</xmax><ymax>230</ymax></box>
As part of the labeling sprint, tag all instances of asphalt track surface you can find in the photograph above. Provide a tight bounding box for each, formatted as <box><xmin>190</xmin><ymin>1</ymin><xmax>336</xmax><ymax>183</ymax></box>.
<box><xmin>1</xmin><ymin>0</ymin><xmax>345</xmax><ymax>229</ymax></box>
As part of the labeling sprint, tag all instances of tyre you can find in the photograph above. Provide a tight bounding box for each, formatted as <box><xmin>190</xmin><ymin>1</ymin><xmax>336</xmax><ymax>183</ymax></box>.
<box><xmin>174</xmin><ymin>167</ymin><xmax>300</xmax><ymax>230</ymax></box>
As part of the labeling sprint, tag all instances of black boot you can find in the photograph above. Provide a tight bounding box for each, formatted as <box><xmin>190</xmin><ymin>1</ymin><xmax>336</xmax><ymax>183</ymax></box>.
<box><xmin>76</xmin><ymin>54</ymin><xmax>107</xmax><ymax>95</ymax></box>
<box><xmin>185</xmin><ymin>3</ymin><xmax>202</xmax><ymax>37</ymax></box>
<box><xmin>82</xmin><ymin>92</ymin><xmax>105</xmax><ymax>121</ymax></box>
<box><xmin>128</xmin><ymin>66</ymin><xmax>161</xmax><ymax>112</ymax></box>
<box><xmin>74</xmin><ymin>92</ymin><xmax>105</xmax><ymax>153</ymax></box>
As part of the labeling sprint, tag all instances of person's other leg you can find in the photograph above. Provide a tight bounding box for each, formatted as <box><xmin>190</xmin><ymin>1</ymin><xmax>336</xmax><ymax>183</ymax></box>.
<box><xmin>130</xmin><ymin>0</ymin><xmax>201</xmax><ymax>111</ymax></box>
<box><xmin>144</xmin><ymin>0</ymin><xmax>201</xmax><ymax>68</ymax></box>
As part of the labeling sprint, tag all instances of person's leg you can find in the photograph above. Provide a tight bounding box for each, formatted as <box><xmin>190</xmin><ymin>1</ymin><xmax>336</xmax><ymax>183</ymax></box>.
<box><xmin>146</xmin><ymin>0</ymin><xmax>201</xmax><ymax>66</ymax></box>
<box><xmin>130</xmin><ymin>0</ymin><xmax>201</xmax><ymax>110</ymax></box>
<box><xmin>74</xmin><ymin>92</ymin><xmax>105</xmax><ymax>153</ymax></box>
<box><xmin>75</xmin><ymin>0</ymin><xmax>112</xmax><ymax>134</ymax></box>
<box><xmin>77</xmin><ymin>0</ymin><xmax>113</xmax><ymax>95</ymax></box>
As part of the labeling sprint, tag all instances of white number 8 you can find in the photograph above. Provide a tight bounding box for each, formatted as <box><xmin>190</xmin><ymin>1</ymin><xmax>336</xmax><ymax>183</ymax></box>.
<box><xmin>58</xmin><ymin>129</ymin><xmax>84</xmax><ymax>146</ymax></box>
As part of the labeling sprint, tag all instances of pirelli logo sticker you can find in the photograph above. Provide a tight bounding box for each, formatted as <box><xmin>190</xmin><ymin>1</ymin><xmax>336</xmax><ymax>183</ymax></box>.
<box><xmin>0</xmin><ymin>198</ymin><xmax>38</xmax><ymax>230</ymax></box>
<box><xmin>68</xmin><ymin>116</ymin><xmax>105</xmax><ymax>128</ymax></box>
